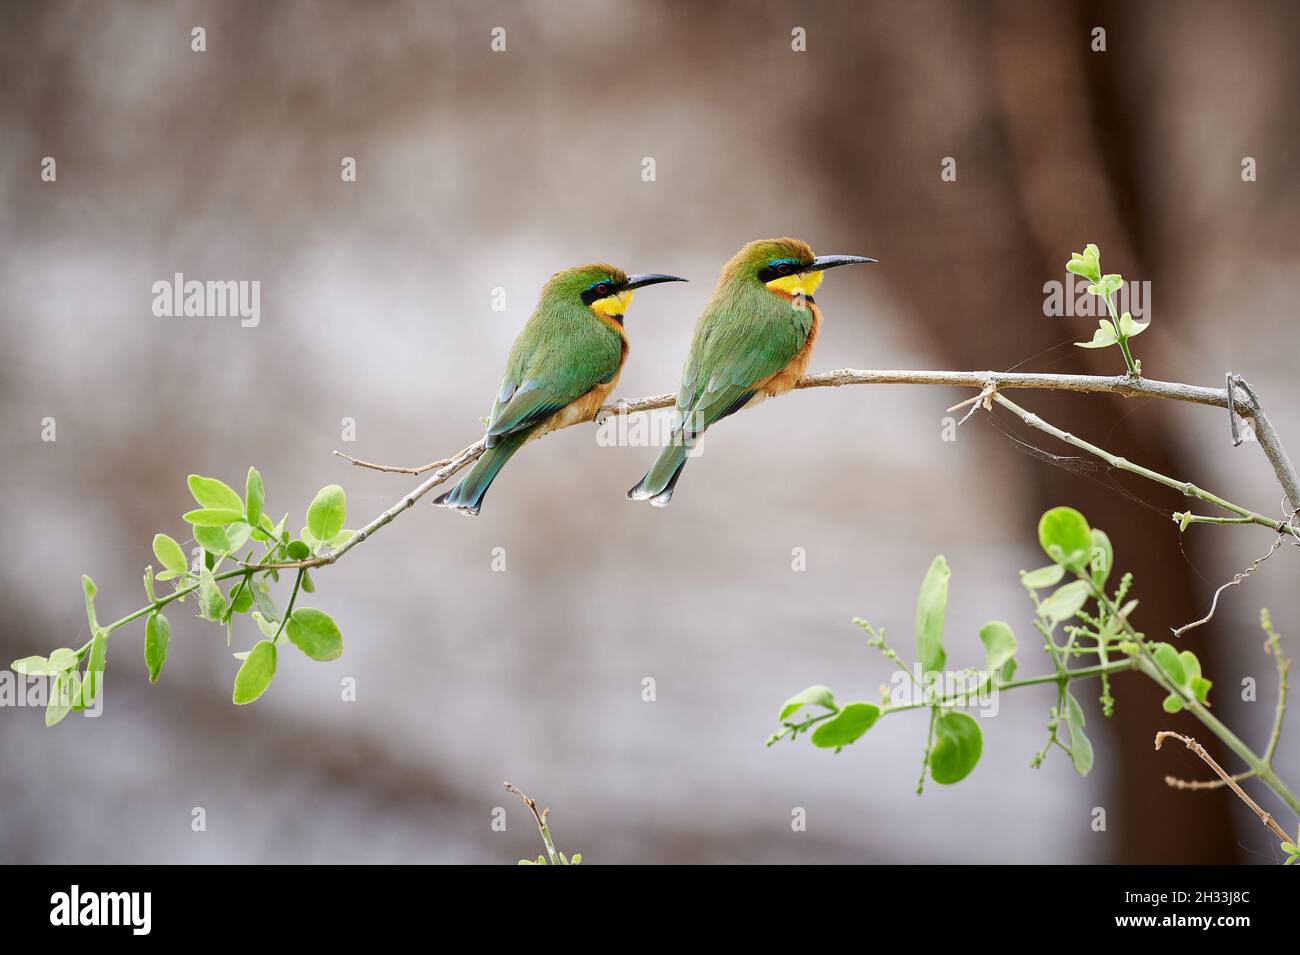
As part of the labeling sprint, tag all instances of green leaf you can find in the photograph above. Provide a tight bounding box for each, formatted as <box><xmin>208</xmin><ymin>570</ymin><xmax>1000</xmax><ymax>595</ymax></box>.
<box><xmin>251</xmin><ymin>583</ymin><xmax>280</xmax><ymax>623</ymax></box>
<box><xmin>1038</xmin><ymin>580</ymin><xmax>1091</xmax><ymax>627</ymax></box>
<box><xmin>929</xmin><ymin>711</ymin><xmax>982</xmax><ymax>784</ymax></box>
<box><xmin>69</xmin><ymin>670</ymin><xmax>87</xmax><ymax>711</ymax></box>
<box><xmin>232</xmin><ymin>640</ymin><xmax>277</xmax><ymax>704</ymax></box>
<box><xmin>1075</xmin><ymin>320</ymin><xmax>1119</xmax><ymax>349</ymax></box>
<box><xmin>152</xmin><ymin>534</ymin><xmax>188</xmax><ymax>576</ymax></box>
<box><xmin>1020</xmin><ymin>565</ymin><xmax>1065</xmax><ymax>590</ymax></box>
<box><xmin>46</xmin><ymin>670</ymin><xmax>75</xmax><ymax>727</ymax></box>
<box><xmin>778</xmin><ymin>684</ymin><xmax>837</xmax><ymax>721</ymax></box>
<box><xmin>978</xmin><ymin>621</ymin><xmax>1018</xmax><ymax>686</ymax></box>
<box><xmin>1065</xmin><ymin>244</ymin><xmax>1101</xmax><ymax>283</ymax></box>
<box><xmin>286</xmin><ymin>540</ymin><xmax>311</xmax><ymax>561</ymax></box>
<box><xmin>1150</xmin><ymin>646</ymin><xmax>1211</xmax><ymax>709</ymax></box>
<box><xmin>252</xmin><ymin>611</ymin><xmax>279</xmax><ymax>639</ymax></box>
<box><xmin>1190</xmin><ymin>676</ymin><xmax>1212</xmax><ymax>705</ymax></box>
<box><xmin>12</xmin><ymin>647</ymin><xmax>80</xmax><ymax>676</ymax></box>
<box><xmin>1064</xmin><ymin>690</ymin><xmax>1094</xmax><ymax>776</ymax></box>
<box><xmin>810</xmin><ymin>702</ymin><xmax>880</xmax><ymax>749</ymax></box>
<box><xmin>197</xmin><ymin>566</ymin><xmax>227</xmax><ymax>621</ymax></box>
<box><xmin>1151</xmin><ymin>642</ymin><xmax>1186</xmax><ymax>686</ymax></box>
<box><xmin>1088</xmin><ymin>273</ymin><xmax>1124</xmax><ymax>298</ymax></box>
<box><xmin>1038</xmin><ymin>507</ymin><xmax>1092</xmax><ymax>570</ymax></box>
<box><xmin>570</xmin><ymin>853</ymin><xmax>582</xmax><ymax>865</ymax></box>
<box><xmin>285</xmin><ymin>607</ymin><xmax>343</xmax><ymax>662</ymax></box>
<box><xmin>188</xmin><ymin>474</ymin><xmax>244</xmax><ymax>512</ymax></box>
<box><xmin>245</xmin><ymin>467</ymin><xmax>265</xmax><ymax>528</ymax></box>
<box><xmin>194</xmin><ymin>524</ymin><xmax>233</xmax><ymax>555</ymax></box>
<box><xmin>231</xmin><ymin>587</ymin><xmax>253</xmax><ymax>615</ymax></box>
<box><xmin>915</xmin><ymin>555</ymin><xmax>949</xmax><ymax>675</ymax></box>
<box><xmin>11</xmin><ymin>655</ymin><xmax>50</xmax><ymax>675</ymax></box>
<box><xmin>145</xmin><ymin>612</ymin><xmax>170</xmax><ymax>683</ymax></box>
<box><xmin>81</xmin><ymin>629</ymin><xmax>108</xmax><ymax>707</ymax></box>
<box><xmin>52</xmin><ymin>647</ymin><xmax>80</xmax><ymax>670</ymax></box>
<box><xmin>184</xmin><ymin>508</ymin><xmax>247</xmax><ymax>527</ymax></box>
<box><xmin>1118</xmin><ymin>311</ymin><xmax>1148</xmax><ymax>339</ymax></box>
<box><xmin>82</xmin><ymin>575</ymin><xmax>98</xmax><ymax>633</ymax></box>
<box><xmin>306</xmin><ymin>484</ymin><xmax>347</xmax><ymax>543</ymax></box>
<box><xmin>1089</xmin><ymin>528</ymin><xmax>1113</xmax><ymax>589</ymax></box>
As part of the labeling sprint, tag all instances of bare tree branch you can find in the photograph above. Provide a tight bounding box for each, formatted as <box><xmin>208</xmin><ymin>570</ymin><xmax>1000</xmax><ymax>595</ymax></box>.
<box><xmin>1154</xmin><ymin>731</ymin><xmax>1291</xmax><ymax>843</ymax></box>
<box><xmin>303</xmin><ymin>367</ymin><xmax>1300</xmax><ymax>581</ymax></box>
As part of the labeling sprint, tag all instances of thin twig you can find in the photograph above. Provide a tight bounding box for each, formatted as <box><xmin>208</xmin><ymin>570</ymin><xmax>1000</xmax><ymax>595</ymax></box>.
<box><xmin>240</xmin><ymin>440</ymin><xmax>485</xmax><ymax>570</ymax></box>
<box><xmin>1260</xmin><ymin>611</ymin><xmax>1291</xmax><ymax>766</ymax></box>
<box><xmin>992</xmin><ymin>394</ymin><xmax>1297</xmax><ymax>537</ymax></box>
<box><xmin>1165</xmin><ymin>770</ymin><xmax>1255</xmax><ymax>791</ymax></box>
<box><xmin>503</xmin><ymin>781</ymin><xmax>560</xmax><ymax>865</ymax></box>
<box><xmin>1171</xmin><ymin>534</ymin><xmax>1289</xmax><ymax>637</ymax></box>
<box><xmin>1227</xmin><ymin>370</ymin><xmax>1242</xmax><ymax>447</ymax></box>
<box><xmin>333</xmin><ymin>449</ymin><xmax>462</xmax><ymax>475</ymax></box>
<box><xmin>1154</xmin><ymin>731</ymin><xmax>1290</xmax><ymax>842</ymax></box>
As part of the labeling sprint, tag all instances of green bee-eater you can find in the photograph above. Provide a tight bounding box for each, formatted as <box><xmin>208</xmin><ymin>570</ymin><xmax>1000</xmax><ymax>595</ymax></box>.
<box><xmin>628</xmin><ymin>238</ymin><xmax>875</xmax><ymax>506</ymax></box>
<box><xmin>436</xmin><ymin>264</ymin><xmax>686</xmax><ymax>515</ymax></box>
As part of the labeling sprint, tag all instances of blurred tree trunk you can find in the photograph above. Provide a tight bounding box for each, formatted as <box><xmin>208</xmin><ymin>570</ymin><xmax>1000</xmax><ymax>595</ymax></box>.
<box><xmin>787</xmin><ymin>0</ymin><xmax>1239</xmax><ymax>861</ymax></box>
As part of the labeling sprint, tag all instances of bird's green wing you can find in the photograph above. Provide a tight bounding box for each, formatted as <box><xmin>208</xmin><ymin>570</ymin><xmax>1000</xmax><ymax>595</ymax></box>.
<box><xmin>486</xmin><ymin>313</ymin><xmax>623</xmax><ymax>442</ymax></box>
<box><xmin>675</xmin><ymin>296</ymin><xmax>808</xmax><ymax>434</ymax></box>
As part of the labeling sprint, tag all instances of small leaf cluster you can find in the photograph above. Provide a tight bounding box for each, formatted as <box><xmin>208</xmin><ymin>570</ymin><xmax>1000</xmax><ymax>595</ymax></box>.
<box><xmin>768</xmin><ymin>555</ymin><xmax>1020</xmax><ymax>791</ymax></box>
<box><xmin>767</xmin><ymin>505</ymin><xmax>1216</xmax><ymax>796</ymax></box>
<box><xmin>10</xmin><ymin>468</ymin><xmax>356</xmax><ymax>724</ymax></box>
<box><xmin>1066</xmin><ymin>243</ymin><xmax>1146</xmax><ymax>376</ymax></box>
<box><xmin>11</xmin><ymin>578</ymin><xmax>108</xmax><ymax>726</ymax></box>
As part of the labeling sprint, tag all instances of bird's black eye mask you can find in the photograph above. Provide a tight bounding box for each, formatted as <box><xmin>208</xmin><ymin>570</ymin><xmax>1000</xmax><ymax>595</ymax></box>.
<box><xmin>757</xmin><ymin>258</ymin><xmax>811</xmax><ymax>283</ymax></box>
<box><xmin>580</xmin><ymin>279</ymin><xmax>619</xmax><ymax>305</ymax></box>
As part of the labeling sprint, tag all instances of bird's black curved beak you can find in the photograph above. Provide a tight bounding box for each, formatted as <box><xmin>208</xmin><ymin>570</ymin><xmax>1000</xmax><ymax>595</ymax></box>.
<box><xmin>810</xmin><ymin>254</ymin><xmax>878</xmax><ymax>271</ymax></box>
<box><xmin>624</xmin><ymin>272</ymin><xmax>688</xmax><ymax>290</ymax></box>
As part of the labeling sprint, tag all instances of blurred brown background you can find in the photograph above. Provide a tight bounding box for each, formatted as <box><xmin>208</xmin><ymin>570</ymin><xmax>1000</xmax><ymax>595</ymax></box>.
<box><xmin>1</xmin><ymin>0</ymin><xmax>1297</xmax><ymax>863</ymax></box>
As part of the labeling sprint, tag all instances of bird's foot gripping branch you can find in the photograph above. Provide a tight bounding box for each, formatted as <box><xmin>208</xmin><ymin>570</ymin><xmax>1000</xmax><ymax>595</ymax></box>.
<box><xmin>767</xmin><ymin>506</ymin><xmax>1300</xmax><ymax>861</ymax></box>
<box><xmin>10</xmin><ymin>469</ymin><xmax>355</xmax><ymax>722</ymax></box>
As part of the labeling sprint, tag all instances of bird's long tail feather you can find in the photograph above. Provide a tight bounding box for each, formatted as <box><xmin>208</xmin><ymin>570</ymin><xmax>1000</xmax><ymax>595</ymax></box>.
<box><xmin>627</xmin><ymin>436</ymin><xmax>692</xmax><ymax>507</ymax></box>
<box><xmin>434</xmin><ymin>429</ymin><xmax>530</xmax><ymax>516</ymax></box>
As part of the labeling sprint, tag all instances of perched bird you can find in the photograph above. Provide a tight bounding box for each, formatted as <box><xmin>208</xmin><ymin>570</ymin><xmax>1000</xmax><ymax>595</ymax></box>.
<box><xmin>435</xmin><ymin>264</ymin><xmax>686</xmax><ymax>515</ymax></box>
<box><xmin>628</xmin><ymin>238</ymin><xmax>875</xmax><ymax>507</ymax></box>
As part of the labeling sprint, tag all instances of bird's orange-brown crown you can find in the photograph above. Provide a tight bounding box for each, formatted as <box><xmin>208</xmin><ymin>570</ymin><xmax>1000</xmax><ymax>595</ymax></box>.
<box><xmin>542</xmin><ymin>263</ymin><xmax>628</xmax><ymax>300</ymax></box>
<box><xmin>724</xmin><ymin>238</ymin><xmax>814</xmax><ymax>279</ymax></box>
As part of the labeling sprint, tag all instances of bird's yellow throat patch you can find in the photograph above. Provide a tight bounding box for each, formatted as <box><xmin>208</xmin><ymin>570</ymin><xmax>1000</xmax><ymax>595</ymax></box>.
<box><xmin>765</xmin><ymin>270</ymin><xmax>825</xmax><ymax>296</ymax></box>
<box><xmin>589</xmin><ymin>289</ymin><xmax>634</xmax><ymax>317</ymax></box>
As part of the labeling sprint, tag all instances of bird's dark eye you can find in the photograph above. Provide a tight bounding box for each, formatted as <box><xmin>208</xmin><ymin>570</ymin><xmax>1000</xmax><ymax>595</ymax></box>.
<box><xmin>775</xmin><ymin>263</ymin><xmax>791</xmax><ymax>275</ymax></box>
<box><xmin>594</xmin><ymin>283</ymin><xmax>611</xmax><ymax>296</ymax></box>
